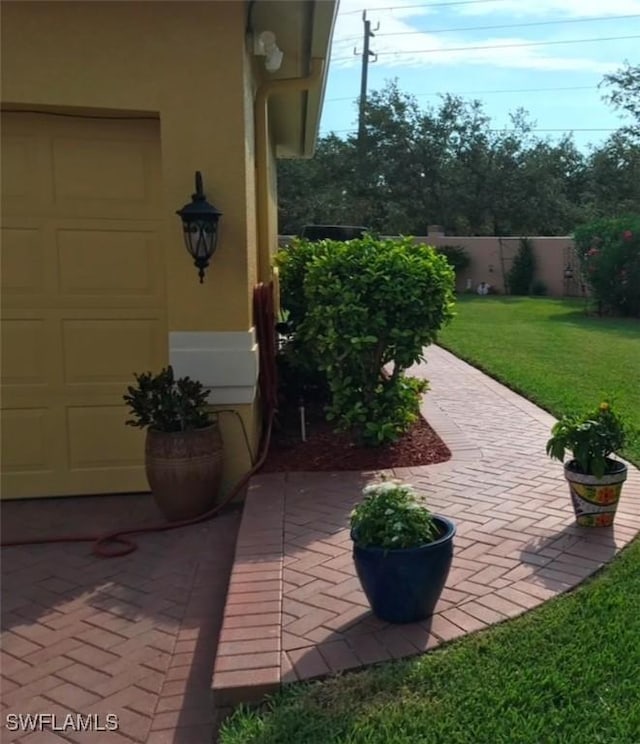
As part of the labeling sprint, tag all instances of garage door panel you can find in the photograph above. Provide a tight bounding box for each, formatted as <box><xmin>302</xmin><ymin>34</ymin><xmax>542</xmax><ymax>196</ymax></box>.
<box><xmin>1</xmin><ymin>319</ymin><xmax>49</xmax><ymax>385</ymax></box>
<box><xmin>1</xmin><ymin>227</ymin><xmax>47</xmax><ymax>294</ymax></box>
<box><xmin>57</xmin><ymin>228</ymin><xmax>162</xmax><ymax>296</ymax></box>
<box><xmin>1</xmin><ymin>407</ymin><xmax>57</xmax><ymax>474</ymax></box>
<box><xmin>1</xmin><ymin>124</ymin><xmax>55</xmax><ymax>216</ymax></box>
<box><xmin>67</xmin><ymin>405</ymin><xmax>144</xmax><ymax>470</ymax></box>
<box><xmin>1</xmin><ymin>136</ymin><xmax>34</xmax><ymax>199</ymax></box>
<box><xmin>52</xmin><ymin>135</ymin><xmax>161</xmax><ymax>219</ymax></box>
<box><xmin>0</xmin><ymin>133</ymin><xmax>50</xmax><ymax>205</ymax></box>
<box><xmin>62</xmin><ymin>318</ymin><xmax>163</xmax><ymax>384</ymax></box>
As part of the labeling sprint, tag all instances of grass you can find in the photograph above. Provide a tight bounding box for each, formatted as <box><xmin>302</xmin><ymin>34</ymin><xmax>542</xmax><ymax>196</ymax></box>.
<box><xmin>439</xmin><ymin>297</ymin><xmax>640</xmax><ymax>465</ymax></box>
<box><xmin>219</xmin><ymin>297</ymin><xmax>640</xmax><ymax>744</ymax></box>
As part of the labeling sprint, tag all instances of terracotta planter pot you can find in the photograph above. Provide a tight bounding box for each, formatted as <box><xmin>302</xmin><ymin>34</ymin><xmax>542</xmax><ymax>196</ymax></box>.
<box><xmin>145</xmin><ymin>423</ymin><xmax>223</xmax><ymax>522</ymax></box>
<box><xmin>564</xmin><ymin>458</ymin><xmax>627</xmax><ymax>527</ymax></box>
<box><xmin>351</xmin><ymin>515</ymin><xmax>455</xmax><ymax>624</ymax></box>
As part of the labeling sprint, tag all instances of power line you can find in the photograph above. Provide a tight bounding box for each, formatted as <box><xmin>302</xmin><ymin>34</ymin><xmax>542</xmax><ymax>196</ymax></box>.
<box><xmin>331</xmin><ymin>34</ymin><xmax>640</xmax><ymax>61</ymax></box>
<box><xmin>325</xmin><ymin>85</ymin><xmax>597</xmax><ymax>103</ymax></box>
<box><xmin>333</xmin><ymin>14</ymin><xmax>640</xmax><ymax>43</ymax></box>
<box><xmin>342</xmin><ymin>0</ymin><xmax>508</xmax><ymax>15</ymax></box>
<box><xmin>491</xmin><ymin>128</ymin><xmax>619</xmax><ymax>132</ymax></box>
<box><xmin>319</xmin><ymin>127</ymin><xmax>620</xmax><ymax>134</ymax></box>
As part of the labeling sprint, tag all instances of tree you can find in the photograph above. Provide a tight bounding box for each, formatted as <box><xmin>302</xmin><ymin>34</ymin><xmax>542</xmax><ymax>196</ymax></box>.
<box><xmin>276</xmin><ymin>77</ymin><xmax>634</xmax><ymax>238</ymax></box>
<box><xmin>601</xmin><ymin>61</ymin><xmax>640</xmax><ymax>137</ymax></box>
<box><xmin>507</xmin><ymin>237</ymin><xmax>536</xmax><ymax>295</ymax></box>
<box><xmin>516</xmin><ymin>136</ymin><xmax>586</xmax><ymax>234</ymax></box>
<box><xmin>277</xmin><ymin>134</ymin><xmax>357</xmax><ymax>234</ymax></box>
<box><xmin>583</xmin><ymin>131</ymin><xmax>640</xmax><ymax>218</ymax></box>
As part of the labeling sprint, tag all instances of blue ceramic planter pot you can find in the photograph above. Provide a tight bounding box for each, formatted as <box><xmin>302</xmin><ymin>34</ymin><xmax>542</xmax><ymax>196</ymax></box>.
<box><xmin>351</xmin><ymin>515</ymin><xmax>456</xmax><ymax>624</ymax></box>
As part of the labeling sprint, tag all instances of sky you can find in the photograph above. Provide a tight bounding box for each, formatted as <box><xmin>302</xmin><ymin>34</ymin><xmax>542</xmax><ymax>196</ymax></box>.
<box><xmin>319</xmin><ymin>0</ymin><xmax>640</xmax><ymax>150</ymax></box>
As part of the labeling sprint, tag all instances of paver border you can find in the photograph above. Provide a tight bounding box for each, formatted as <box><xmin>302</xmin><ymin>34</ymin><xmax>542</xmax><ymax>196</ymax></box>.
<box><xmin>212</xmin><ymin>480</ymin><xmax>285</xmax><ymax>705</ymax></box>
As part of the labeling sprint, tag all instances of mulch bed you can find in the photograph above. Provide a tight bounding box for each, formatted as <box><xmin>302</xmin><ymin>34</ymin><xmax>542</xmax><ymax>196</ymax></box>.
<box><xmin>261</xmin><ymin>408</ymin><xmax>451</xmax><ymax>472</ymax></box>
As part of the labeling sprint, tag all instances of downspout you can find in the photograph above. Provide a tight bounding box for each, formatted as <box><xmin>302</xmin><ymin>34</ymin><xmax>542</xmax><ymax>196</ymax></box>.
<box><xmin>254</xmin><ymin>57</ymin><xmax>324</xmax><ymax>285</ymax></box>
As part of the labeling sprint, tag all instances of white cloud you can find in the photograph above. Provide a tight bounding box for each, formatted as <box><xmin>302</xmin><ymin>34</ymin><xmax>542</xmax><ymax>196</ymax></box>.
<box><xmin>458</xmin><ymin>0</ymin><xmax>640</xmax><ymax>17</ymax></box>
<box><xmin>335</xmin><ymin>0</ymin><xmax>640</xmax><ymax>21</ymax></box>
<box><xmin>331</xmin><ymin>0</ymin><xmax>635</xmax><ymax>73</ymax></box>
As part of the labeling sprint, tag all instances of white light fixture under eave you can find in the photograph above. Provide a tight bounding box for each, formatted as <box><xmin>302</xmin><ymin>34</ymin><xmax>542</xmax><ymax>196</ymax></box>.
<box><xmin>254</xmin><ymin>30</ymin><xmax>283</xmax><ymax>72</ymax></box>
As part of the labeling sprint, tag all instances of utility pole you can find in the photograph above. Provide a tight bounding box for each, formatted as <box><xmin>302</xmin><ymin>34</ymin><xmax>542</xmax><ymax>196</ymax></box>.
<box><xmin>356</xmin><ymin>10</ymin><xmax>377</xmax><ymax>147</ymax></box>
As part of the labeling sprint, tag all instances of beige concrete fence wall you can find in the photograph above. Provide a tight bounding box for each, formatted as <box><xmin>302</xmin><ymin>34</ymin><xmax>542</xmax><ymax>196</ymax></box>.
<box><xmin>279</xmin><ymin>228</ymin><xmax>583</xmax><ymax>298</ymax></box>
<box><xmin>416</xmin><ymin>227</ymin><xmax>582</xmax><ymax>297</ymax></box>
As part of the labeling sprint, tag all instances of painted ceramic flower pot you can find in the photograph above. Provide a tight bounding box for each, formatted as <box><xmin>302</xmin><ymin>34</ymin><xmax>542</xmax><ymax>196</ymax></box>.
<box><xmin>351</xmin><ymin>515</ymin><xmax>455</xmax><ymax>624</ymax></box>
<box><xmin>564</xmin><ymin>459</ymin><xmax>627</xmax><ymax>527</ymax></box>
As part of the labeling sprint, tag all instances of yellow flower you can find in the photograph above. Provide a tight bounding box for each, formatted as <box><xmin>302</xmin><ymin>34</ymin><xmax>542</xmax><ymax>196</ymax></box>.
<box><xmin>599</xmin><ymin>402</ymin><xmax>610</xmax><ymax>412</ymax></box>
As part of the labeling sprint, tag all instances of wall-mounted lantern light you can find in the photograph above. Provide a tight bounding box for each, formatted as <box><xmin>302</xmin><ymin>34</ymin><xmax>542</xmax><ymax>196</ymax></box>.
<box><xmin>176</xmin><ymin>171</ymin><xmax>222</xmax><ymax>283</ymax></box>
<box><xmin>564</xmin><ymin>263</ymin><xmax>574</xmax><ymax>280</ymax></box>
<box><xmin>488</xmin><ymin>264</ymin><xmax>494</xmax><ymax>273</ymax></box>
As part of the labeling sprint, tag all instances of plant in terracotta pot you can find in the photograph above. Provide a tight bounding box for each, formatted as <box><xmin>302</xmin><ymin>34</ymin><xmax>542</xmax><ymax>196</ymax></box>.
<box><xmin>123</xmin><ymin>366</ymin><xmax>223</xmax><ymax>522</ymax></box>
<box><xmin>350</xmin><ymin>480</ymin><xmax>455</xmax><ymax>623</ymax></box>
<box><xmin>546</xmin><ymin>401</ymin><xmax>629</xmax><ymax>527</ymax></box>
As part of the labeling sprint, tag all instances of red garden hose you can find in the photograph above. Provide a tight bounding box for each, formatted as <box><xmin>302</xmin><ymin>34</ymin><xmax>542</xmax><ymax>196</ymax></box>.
<box><xmin>1</xmin><ymin>283</ymin><xmax>279</xmax><ymax>558</ymax></box>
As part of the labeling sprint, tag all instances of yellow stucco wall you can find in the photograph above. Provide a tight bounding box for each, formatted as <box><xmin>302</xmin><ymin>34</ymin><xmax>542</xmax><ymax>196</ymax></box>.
<box><xmin>1</xmin><ymin>1</ymin><xmax>266</xmax><ymax>494</ymax></box>
<box><xmin>211</xmin><ymin>400</ymin><xmax>262</xmax><ymax>500</ymax></box>
<box><xmin>1</xmin><ymin>0</ymin><xmax>256</xmax><ymax>330</ymax></box>
<box><xmin>266</xmin><ymin>135</ymin><xmax>280</xmax><ymax>282</ymax></box>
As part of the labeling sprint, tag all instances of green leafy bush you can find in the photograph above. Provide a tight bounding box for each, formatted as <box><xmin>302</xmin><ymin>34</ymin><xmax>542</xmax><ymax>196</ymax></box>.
<box><xmin>274</xmin><ymin>239</ymin><xmax>334</xmax><ymax>397</ymax></box>
<box><xmin>507</xmin><ymin>236</ymin><xmax>536</xmax><ymax>295</ymax></box>
<box><xmin>275</xmin><ymin>239</ymin><xmax>332</xmax><ymax>328</ymax></box>
<box><xmin>350</xmin><ymin>480</ymin><xmax>439</xmax><ymax>549</ymax></box>
<box><xmin>573</xmin><ymin>216</ymin><xmax>640</xmax><ymax>317</ymax></box>
<box><xmin>530</xmin><ymin>279</ymin><xmax>548</xmax><ymax>296</ymax></box>
<box><xmin>275</xmin><ymin>349</ymin><xmax>329</xmax><ymax>407</ymax></box>
<box><xmin>296</xmin><ymin>235</ymin><xmax>454</xmax><ymax>446</ymax></box>
<box><xmin>123</xmin><ymin>367</ymin><xmax>211</xmax><ymax>432</ymax></box>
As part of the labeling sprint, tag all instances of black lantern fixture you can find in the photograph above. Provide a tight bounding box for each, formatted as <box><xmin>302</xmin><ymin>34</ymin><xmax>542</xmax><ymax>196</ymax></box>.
<box><xmin>176</xmin><ymin>171</ymin><xmax>222</xmax><ymax>283</ymax></box>
<box><xmin>564</xmin><ymin>263</ymin><xmax>574</xmax><ymax>280</ymax></box>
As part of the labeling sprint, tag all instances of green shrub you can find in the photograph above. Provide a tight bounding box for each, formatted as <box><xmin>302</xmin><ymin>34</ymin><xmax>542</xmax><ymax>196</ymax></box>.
<box><xmin>275</xmin><ymin>348</ymin><xmax>329</xmax><ymax>407</ymax></box>
<box><xmin>274</xmin><ymin>239</ymin><xmax>333</xmax><ymax>396</ymax></box>
<box><xmin>530</xmin><ymin>279</ymin><xmax>548</xmax><ymax>296</ymax></box>
<box><xmin>507</xmin><ymin>236</ymin><xmax>536</xmax><ymax>295</ymax></box>
<box><xmin>573</xmin><ymin>216</ymin><xmax>640</xmax><ymax>317</ymax></box>
<box><xmin>275</xmin><ymin>238</ymin><xmax>332</xmax><ymax>328</ymax></box>
<box><xmin>297</xmin><ymin>235</ymin><xmax>455</xmax><ymax>446</ymax></box>
<box><xmin>435</xmin><ymin>244</ymin><xmax>471</xmax><ymax>274</ymax></box>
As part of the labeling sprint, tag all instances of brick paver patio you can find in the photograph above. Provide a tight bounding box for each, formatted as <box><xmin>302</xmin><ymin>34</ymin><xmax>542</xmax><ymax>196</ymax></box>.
<box><xmin>1</xmin><ymin>495</ymin><xmax>241</xmax><ymax>743</ymax></box>
<box><xmin>213</xmin><ymin>345</ymin><xmax>640</xmax><ymax>705</ymax></box>
<box><xmin>2</xmin><ymin>346</ymin><xmax>639</xmax><ymax>739</ymax></box>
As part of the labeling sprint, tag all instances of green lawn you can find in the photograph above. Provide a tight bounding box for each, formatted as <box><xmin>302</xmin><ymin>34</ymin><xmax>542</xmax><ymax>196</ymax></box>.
<box><xmin>219</xmin><ymin>297</ymin><xmax>640</xmax><ymax>744</ymax></box>
<box><xmin>439</xmin><ymin>297</ymin><xmax>640</xmax><ymax>465</ymax></box>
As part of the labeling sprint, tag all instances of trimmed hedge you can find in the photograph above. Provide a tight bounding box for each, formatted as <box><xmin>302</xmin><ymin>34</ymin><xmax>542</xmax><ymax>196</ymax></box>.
<box><xmin>276</xmin><ymin>236</ymin><xmax>455</xmax><ymax>445</ymax></box>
